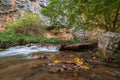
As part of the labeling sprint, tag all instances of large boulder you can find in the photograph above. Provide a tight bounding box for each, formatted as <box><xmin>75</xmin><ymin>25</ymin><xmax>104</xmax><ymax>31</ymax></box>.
<box><xmin>98</xmin><ymin>32</ymin><xmax>120</xmax><ymax>59</ymax></box>
<box><xmin>73</xmin><ymin>28</ymin><xmax>105</xmax><ymax>42</ymax></box>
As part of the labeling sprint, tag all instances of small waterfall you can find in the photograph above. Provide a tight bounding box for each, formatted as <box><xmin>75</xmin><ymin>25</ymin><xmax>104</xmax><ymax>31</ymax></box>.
<box><xmin>0</xmin><ymin>45</ymin><xmax>59</xmax><ymax>58</ymax></box>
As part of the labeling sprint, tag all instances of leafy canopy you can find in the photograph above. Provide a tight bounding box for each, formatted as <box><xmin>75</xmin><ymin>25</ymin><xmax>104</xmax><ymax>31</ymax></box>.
<box><xmin>42</xmin><ymin>0</ymin><xmax>120</xmax><ymax>32</ymax></box>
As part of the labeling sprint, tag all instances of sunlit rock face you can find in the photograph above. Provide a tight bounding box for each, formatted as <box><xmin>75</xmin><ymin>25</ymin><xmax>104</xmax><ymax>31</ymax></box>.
<box><xmin>0</xmin><ymin>0</ymin><xmax>17</xmax><ymax>31</ymax></box>
<box><xmin>0</xmin><ymin>0</ymin><xmax>50</xmax><ymax>30</ymax></box>
<box><xmin>98</xmin><ymin>32</ymin><xmax>120</xmax><ymax>59</ymax></box>
<box><xmin>44</xmin><ymin>32</ymin><xmax>74</xmax><ymax>40</ymax></box>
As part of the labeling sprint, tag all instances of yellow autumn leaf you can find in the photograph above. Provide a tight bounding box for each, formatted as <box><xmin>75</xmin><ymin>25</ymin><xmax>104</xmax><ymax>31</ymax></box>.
<box><xmin>54</xmin><ymin>60</ymin><xmax>61</xmax><ymax>63</ymax></box>
<box><xmin>74</xmin><ymin>58</ymin><xmax>82</xmax><ymax>62</ymax></box>
<box><xmin>81</xmin><ymin>65</ymin><xmax>90</xmax><ymax>70</ymax></box>
<box><xmin>76</xmin><ymin>61</ymin><xmax>83</xmax><ymax>65</ymax></box>
<box><xmin>74</xmin><ymin>58</ymin><xmax>83</xmax><ymax>65</ymax></box>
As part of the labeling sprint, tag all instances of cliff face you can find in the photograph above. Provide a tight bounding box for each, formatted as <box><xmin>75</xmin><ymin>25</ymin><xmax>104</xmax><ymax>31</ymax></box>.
<box><xmin>0</xmin><ymin>1</ymin><xmax>17</xmax><ymax>31</ymax></box>
<box><xmin>0</xmin><ymin>0</ymin><xmax>50</xmax><ymax>31</ymax></box>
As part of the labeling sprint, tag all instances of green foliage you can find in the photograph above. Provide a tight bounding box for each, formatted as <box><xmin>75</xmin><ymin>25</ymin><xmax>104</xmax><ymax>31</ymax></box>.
<box><xmin>42</xmin><ymin>0</ymin><xmax>83</xmax><ymax>28</ymax></box>
<box><xmin>0</xmin><ymin>30</ymin><xmax>80</xmax><ymax>48</ymax></box>
<box><xmin>116</xmin><ymin>27</ymin><xmax>120</xmax><ymax>33</ymax></box>
<box><xmin>42</xmin><ymin>0</ymin><xmax>120</xmax><ymax>32</ymax></box>
<box><xmin>0</xmin><ymin>13</ymin><xmax>80</xmax><ymax>48</ymax></box>
<box><xmin>6</xmin><ymin>13</ymin><xmax>45</xmax><ymax>36</ymax></box>
<box><xmin>85</xmin><ymin>0</ymin><xmax>120</xmax><ymax>32</ymax></box>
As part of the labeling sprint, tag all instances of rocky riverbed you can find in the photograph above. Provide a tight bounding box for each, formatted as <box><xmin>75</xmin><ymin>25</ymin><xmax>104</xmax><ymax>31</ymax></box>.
<box><xmin>0</xmin><ymin>45</ymin><xmax>120</xmax><ymax>80</ymax></box>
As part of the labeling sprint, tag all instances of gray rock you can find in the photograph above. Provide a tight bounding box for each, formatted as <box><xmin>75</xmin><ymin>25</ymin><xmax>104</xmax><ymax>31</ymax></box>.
<box><xmin>98</xmin><ymin>32</ymin><xmax>120</xmax><ymax>58</ymax></box>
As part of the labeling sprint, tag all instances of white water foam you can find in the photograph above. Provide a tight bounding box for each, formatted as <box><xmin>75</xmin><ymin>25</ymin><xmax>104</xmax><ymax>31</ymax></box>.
<box><xmin>0</xmin><ymin>45</ymin><xmax>59</xmax><ymax>58</ymax></box>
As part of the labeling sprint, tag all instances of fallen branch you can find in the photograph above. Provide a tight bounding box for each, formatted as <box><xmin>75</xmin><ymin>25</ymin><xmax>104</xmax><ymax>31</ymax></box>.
<box><xmin>59</xmin><ymin>41</ymin><xmax>98</xmax><ymax>51</ymax></box>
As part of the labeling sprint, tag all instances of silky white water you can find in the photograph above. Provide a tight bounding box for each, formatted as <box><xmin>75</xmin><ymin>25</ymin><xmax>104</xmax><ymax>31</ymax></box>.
<box><xmin>0</xmin><ymin>45</ymin><xmax>59</xmax><ymax>58</ymax></box>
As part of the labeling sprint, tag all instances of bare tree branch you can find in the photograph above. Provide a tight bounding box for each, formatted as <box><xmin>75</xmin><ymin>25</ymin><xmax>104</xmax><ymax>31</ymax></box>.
<box><xmin>113</xmin><ymin>1</ymin><xmax>120</xmax><ymax>31</ymax></box>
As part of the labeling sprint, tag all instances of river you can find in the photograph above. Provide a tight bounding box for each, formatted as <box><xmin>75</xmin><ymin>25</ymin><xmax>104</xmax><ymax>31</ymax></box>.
<box><xmin>0</xmin><ymin>44</ymin><xmax>120</xmax><ymax>80</ymax></box>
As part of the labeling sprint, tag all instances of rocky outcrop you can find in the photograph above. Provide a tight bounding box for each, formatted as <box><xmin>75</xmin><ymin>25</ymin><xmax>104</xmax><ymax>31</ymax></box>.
<box><xmin>98</xmin><ymin>32</ymin><xmax>120</xmax><ymax>59</ymax></box>
<box><xmin>73</xmin><ymin>28</ymin><xmax>105</xmax><ymax>42</ymax></box>
<box><xmin>0</xmin><ymin>0</ymin><xmax>50</xmax><ymax>31</ymax></box>
<box><xmin>44</xmin><ymin>28</ymin><xmax>74</xmax><ymax>40</ymax></box>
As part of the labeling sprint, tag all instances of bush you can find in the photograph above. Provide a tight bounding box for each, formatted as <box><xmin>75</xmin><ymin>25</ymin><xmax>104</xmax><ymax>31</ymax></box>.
<box><xmin>6</xmin><ymin>13</ymin><xmax>45</xmax><ymax>36</ymax></box>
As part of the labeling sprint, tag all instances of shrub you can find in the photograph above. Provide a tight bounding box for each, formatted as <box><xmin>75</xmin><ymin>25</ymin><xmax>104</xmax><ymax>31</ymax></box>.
<box><xmin>6</xmin><ymin>13</ymin><xmax>45</xmax><ymax>36</ymax></box>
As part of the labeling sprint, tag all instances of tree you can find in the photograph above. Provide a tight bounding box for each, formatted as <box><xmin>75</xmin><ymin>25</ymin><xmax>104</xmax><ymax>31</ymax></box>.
<box><xmin>85</xmin><ymin>0</ymin><xmax>120</xmax><ymax>32</ymax></box>
<box><xmin>42</xmin><ymin>0</ymin><xmax>120</xmax><ymax>32</ymax></box>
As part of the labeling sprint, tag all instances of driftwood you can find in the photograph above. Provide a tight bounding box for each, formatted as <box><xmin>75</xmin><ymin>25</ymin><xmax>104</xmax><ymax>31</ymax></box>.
<box><xmin>59</xmin><ymin>41</ymin><xmax>98</xmax><ymax>51</ymax></box>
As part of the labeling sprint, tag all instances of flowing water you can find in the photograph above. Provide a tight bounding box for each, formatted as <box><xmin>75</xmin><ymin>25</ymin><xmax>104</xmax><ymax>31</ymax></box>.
<box><xmin>0</xmin><ymin>44</ymin><xmax>59</xmax><ymax>58</ymax></box>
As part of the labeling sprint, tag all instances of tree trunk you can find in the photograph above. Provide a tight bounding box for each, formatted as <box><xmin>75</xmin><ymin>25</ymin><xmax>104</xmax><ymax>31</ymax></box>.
<box><xmin>112</xmin><ymin>2</ymin><xmax>120</xmax><ymax>32</ymax></box>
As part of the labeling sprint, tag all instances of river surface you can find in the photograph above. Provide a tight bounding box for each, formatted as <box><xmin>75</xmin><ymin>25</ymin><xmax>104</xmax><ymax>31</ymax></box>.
<box><xmin>0</xmin><ymin>45</ymin><xmax>120</xmax><ymax>80</ymax></box>
<box><xmin>0</xmin><ymin>45</ymin><xmax>59</xmax><ymax>58</ymax></box>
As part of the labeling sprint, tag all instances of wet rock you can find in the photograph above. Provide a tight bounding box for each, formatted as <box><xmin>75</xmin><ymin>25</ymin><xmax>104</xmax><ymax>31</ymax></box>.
<box><xmin>111</xmin><ymin>71</ymin><xmax>120</xmax><ymax>78</ymax></box>
<box><xmin>48</xmin><ymin>62</ymin><xmax>81</xmax><ymax>73</ymax></box>
<box><xmin>38</xmin><ymin>54</ymin><xmax>52</xmax><ymax>59</ymax></box>
<box><xmin>48</xmin><ymin>65</ymin><xmax>62</xmax><ymax>73</ymax></box>
<box><xmin>105</xmin><ymin>71</ymin><xmax>120</xmax><ymax>78</ymax></box>
<box><xmin>29</xmin><ymin>52</ymin><xmax>55</xmax><ymax>59</ymax></box>
<box><xmin>26</xmin><ymin>43</ymin><xmax>34</xmax><ymax>47</ymax></box>
<box><xmin>47</xmin><ymin>59</ymin><xmax>90</xmax><ymax>73</ymax></box>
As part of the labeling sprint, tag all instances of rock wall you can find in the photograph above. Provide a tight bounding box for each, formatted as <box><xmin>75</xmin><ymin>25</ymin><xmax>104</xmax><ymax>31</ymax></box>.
<box><xmin>0</xmin><ymin>0</ymin><xmax>50</xmax><ymax>31</ymax></box>
<box><xmin>0</xmin><ymin>3</ymin><xmax>18</xmax><ymax>31</ymax></box>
